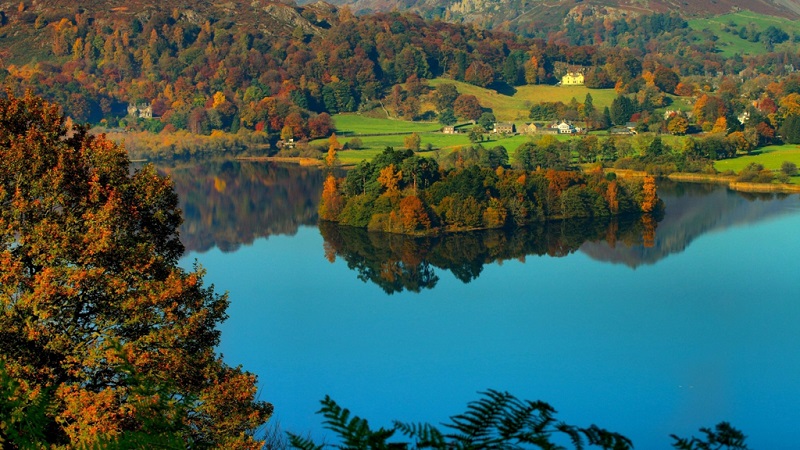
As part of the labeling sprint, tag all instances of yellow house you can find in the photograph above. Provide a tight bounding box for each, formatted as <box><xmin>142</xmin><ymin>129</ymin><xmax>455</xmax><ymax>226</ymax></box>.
<box><xmin>561</xmin><ymin>72</ymin><xmax>584</xmax><ymax>86</ymax></box>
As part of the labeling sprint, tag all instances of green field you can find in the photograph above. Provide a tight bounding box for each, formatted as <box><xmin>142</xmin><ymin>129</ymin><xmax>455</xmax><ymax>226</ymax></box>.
<box><xmin>332</xmin><ymin>114</ymin><xmax>443</xmax><ymax>135</ymax></box>
<box><xmin>427</xmin><ymin>78</ymin><xmax>617</xmax><ymax>122</ymax></box>
<box><xmin>331</xmin><ymin>131</ymin><xmax>540</xmax><ymax>165</ymax></box>
<box><xmin>689</xmin><ymin>12</ymin><xmax>800</xmax><ymax>57</ymax></box>
<box><xmin>714</xmin><ymin>144</ymin><xmax>800</xmax><ymax>177</ymax></box>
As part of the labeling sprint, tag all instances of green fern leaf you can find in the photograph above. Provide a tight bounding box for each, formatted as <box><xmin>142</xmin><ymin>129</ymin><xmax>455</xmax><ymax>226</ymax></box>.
<box><xmin>287</xmin><ymin>431</ymin><xmax>325</xmax><ymax>450</ymax></box>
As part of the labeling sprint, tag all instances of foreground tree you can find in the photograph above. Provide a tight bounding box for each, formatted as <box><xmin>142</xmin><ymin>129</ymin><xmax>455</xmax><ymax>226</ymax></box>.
<box><xmin>0</xmin><ymin>91</ymin><xmax>271</xmax><ymax>448</ymax></box>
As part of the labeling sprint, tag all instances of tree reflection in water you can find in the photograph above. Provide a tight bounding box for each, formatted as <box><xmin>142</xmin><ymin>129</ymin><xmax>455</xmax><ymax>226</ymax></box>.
<box><xmin>319</xmin><ymin>214</ymin><xmax>659</xmax><ymax>294</ymax></box>
<box><xmin>160</xmin><ymin>160</ymin><xmax>330</xmax><ymax>253</ymax></box>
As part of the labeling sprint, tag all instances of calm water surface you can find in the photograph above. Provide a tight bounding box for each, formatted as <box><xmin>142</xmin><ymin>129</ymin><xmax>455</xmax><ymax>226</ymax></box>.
<box><xmin>170</xmin><ymin>161</ymin><xmax>800</xmax><ymax>448</ymax></box>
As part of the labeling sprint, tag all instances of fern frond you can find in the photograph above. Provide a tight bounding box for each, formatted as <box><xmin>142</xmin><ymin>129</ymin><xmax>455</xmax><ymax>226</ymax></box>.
<box><xmin>394</xmin><ymin>421</ymin><xmax>446</xmax><ymax>448</ymax></box>
<box><xmin>287</xmin><ymin>431</ymin><xmax>325</xmax><ymax>450</ymax></box>
<box><xmin>498</xmin><ymin>398</ymin><xmax>556</xmax><ymax>440</ymax></box>
<box><xmin>580</xmin><ymin>425</ymin><xmax>633</xmax><ymax>450</ymax></box>
<box><xmin>444</xmin><ymin>389</ymin><xmax>513</xmax><ymax>446</ymax></box>
<box><xmin>556</xmin><ymin>422</ymin><xmax>585</xmax><ymax>450</ymax></box>
<box><xmin>317</xmin><ymin>396</ymin><xmax>398</xmax><ymax>449</ymax></box>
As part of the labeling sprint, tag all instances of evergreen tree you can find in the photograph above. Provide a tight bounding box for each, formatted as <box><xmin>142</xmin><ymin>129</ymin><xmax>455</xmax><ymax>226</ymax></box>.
<box><xmin>610</xmin><ymin>95</ymin><xmax>635</xmax><ymax>126</ymax></box>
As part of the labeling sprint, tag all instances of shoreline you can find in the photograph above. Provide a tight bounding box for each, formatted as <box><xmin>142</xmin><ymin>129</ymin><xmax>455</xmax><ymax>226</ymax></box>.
<box><xmin>235</xmin><ymin>156</ymin><xmax>324</xmax><ymax>166</ymax></box>
<box><xmin>240</xmin><ymin>156</ymin><xmax>800</xmax><ymax>194</ymax></box>
<box><xmin>667</xmin><ymin>172</ymin><xmax>800</xmax><ymax>193</ymax></box>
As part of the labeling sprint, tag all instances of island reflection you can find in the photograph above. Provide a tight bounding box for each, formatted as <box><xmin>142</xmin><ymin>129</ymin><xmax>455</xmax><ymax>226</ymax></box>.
<box><xmin>319</xmin><ymin>215</ymin><xmax>658</xmax><ymax>293</ymax></box>
<box><xmin>165</xmin><ymin>162</ymin><xmax>800</xmax><ymax>275</ymax></box>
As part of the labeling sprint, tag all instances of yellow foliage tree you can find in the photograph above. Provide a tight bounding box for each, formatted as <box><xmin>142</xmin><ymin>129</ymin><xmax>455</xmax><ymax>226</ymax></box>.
<box><xmin>711</xmin><ymin>116</ymin><xmax>728</xmax><ymax>133</ymax></box>
<box><xmin>325</xmin><ymin>144</ymin><xmax>339</xmax><ymax>168</ymax></box>
<box><xmin>328</xmin><ymin>132</ymin><xmax>341</xmax><ymax>150</ymax></box>
<box><xmin>378</xmin><ymin>164</ymin><xmax>402</xmax><ymax>195</ymax></box>
<box><xmin>606</xmin><ymin>181</ymin><xmax>619</xmax><ymax>214</ymax></box>
<box><xmin>667</xmin><ymin>116</ymin><xmax>689</xmax><ymax>135</ymax></box>
<box><xmin>780</xmin><ymin>93</ymin><xmax>800</xmax><ymax>117</ymax></box>
<box><xmin>212</xmin><ymin>91</ymin><xmax>227</xmax><ymax>109</ymax></box>
<box><xmin>641</xmin><ymin>175</ymin><xmax>658</xmax><ymax>213</ymax></box>
<box><xmin>641</xmin><ymin>70</ymin><xmax>655</xmax><ymax>87</ymax></box>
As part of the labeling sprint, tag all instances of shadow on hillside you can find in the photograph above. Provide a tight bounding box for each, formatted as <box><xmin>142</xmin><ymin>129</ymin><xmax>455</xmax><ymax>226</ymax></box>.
<box><xmin>490</xmin><ymin>82</ymin><xmax>517</xmax><ymax>96</ymax></box>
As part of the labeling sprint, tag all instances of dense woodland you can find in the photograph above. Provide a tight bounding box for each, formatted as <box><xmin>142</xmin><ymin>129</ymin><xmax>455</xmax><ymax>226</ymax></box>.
<box><xmin>319</xmin><ymin>147</ymin><xmax>662</xmax><ymax>233</ymax></box>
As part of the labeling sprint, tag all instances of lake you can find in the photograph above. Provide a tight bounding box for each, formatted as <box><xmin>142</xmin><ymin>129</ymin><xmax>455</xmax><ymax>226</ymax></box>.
<box><xmin>169</xmin><ymin>160</ymin><xmax>800</xmax><ymax>448</ymax></box>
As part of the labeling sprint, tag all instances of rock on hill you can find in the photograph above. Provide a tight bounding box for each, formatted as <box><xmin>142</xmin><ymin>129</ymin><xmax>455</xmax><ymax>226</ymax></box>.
<box><xmin>323</xmin><ymin>0</ymin><xmax>800</xmax><ymax>33</ymax></box>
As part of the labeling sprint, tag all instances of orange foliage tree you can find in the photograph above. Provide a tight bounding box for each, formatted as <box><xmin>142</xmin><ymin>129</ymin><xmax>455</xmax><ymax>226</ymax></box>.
<box><xmin>398</xmin><ymin>195</ymin><xmax>431</xmax><ymax>232</ymax></box>
<box><xmin>0</xmin><ymin>91</ymin><xmax>271</xmax><ymax>448</ymax></box>
<box><xmin>640</xmin><ymin>175</ymin><xmax>658</xmax><ymax>213</ymax></box>
<box><xmin>319</xmin><ymin>174</ymin><xmax>344</xmax><ymax>221</ymax></box>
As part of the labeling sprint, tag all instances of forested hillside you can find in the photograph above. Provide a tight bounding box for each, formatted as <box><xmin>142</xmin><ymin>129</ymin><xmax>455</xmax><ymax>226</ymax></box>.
<box><xmin>2</xmin><ymin>0</ymin><xmax>800</xmax><ymax>161</ymax></box>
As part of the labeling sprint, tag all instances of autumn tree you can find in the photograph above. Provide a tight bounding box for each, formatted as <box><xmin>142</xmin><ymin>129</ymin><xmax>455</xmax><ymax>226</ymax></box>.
<box><xmin>309</xmin><ymin>113</ymin><xmax>334</xmax><ymax>138</ymax></box>
<box><xmin>433</xmin><ymin>83</ymin><xmax>460</xmax><ymax>111</ymax></box>
<box><xmin>404</xmin><ymin>132</ymin><xmax>421</xmax><ymax>151</ymax></box>
<box><xmin>464</xmin><ymin>61</ymin><xmax>495</xmax><ymax>87</ymax></box>
<box><xmin>640</xmin><ymin>175</ymin><xmax>658</xmax><ymax>213</ymax></box>
<box><xmin>653</xmin><ymin>67</ymin><xmax>680</xmax><ymax>94</ymax></box>
<box><xmin>453</xmin><ymin>94</ymin><xmax>483</xmax><ymax>121</ymax></box>
<box><xmin>667</xmin><ymin>115</ymin><xmax>689</xmax><ymax>135</ymax></box>
<box><xmin>398</xmin><ymin>195</ymin><xmax>431</xmax><ymax>232</ymax></box>
<box><xmin>378</xmin><ymin>164</ymin><xmax>402</xmax><ymax>195</ymax></box>
<box><xmin>0</xmin><ymin>91</ymin><xmax>271</xmax><ymax>448</ymax></box>
<box><xmin>319</xmin><ymin>174</ymin><xmax>344</xmax><ymax>221</ymax></box>
<box><xmin>326</xmin><ymin>134</ymin><xmax>340</xmax><ymax>167</ymax></box>
<box><xmin>711</xmin><ymin>116</ymin><xmax>728</xmax><ymax>133</ymax></box>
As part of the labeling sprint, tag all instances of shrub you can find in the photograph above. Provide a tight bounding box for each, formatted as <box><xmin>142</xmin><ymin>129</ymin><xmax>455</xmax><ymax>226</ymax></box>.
<box><xmin>781</xmin><ymin>161</ymin><xmax>798</xmax><ymax>177</ymax></box>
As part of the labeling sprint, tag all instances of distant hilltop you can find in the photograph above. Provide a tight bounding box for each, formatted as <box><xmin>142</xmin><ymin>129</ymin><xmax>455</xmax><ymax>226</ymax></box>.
<box><xmin>1</xmin><ymin>0</ymin><xmax>338</xmax><ymax>48</ymax></box>
<box><xmin>317</xmin><ymin>0</ymin><xmax>800</xmax><ymax>35</ymax></box>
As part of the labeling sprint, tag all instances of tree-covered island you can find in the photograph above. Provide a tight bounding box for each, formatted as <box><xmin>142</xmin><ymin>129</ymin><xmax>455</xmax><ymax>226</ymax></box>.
<box><xmin>319</xmin><ymin>147</ymin><xmax>661</xmax><ymax>234</ymax></box>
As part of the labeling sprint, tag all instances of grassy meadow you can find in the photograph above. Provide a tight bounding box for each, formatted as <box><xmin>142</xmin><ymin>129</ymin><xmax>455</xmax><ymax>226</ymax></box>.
<box><xmin>714</xmin><ymin>144</ymin><xmax>800</xmax><ymax>177</ymax></box>
<box><xmin>332</xmin><ymin>114</ymin><xmax>442</xmax><ymax>135</ymax></box>
<box><xmin>427</xmin><ymin>78</ymin><xmax>616</xmax><ymax>122</ymax></box>
<box><xmin>688</xmin><ymin>11</ymin><xmax>800</xmax><ymax>57</ymax></box>
<box><xmin>321</xmin><ymin>79</ymin><xmax>621</xmax><ymax>163</ymax></box>
<box><xmin>333</xmin><ymin>130</ymin><xmax>539</xmax><ymax>165</ymax></box>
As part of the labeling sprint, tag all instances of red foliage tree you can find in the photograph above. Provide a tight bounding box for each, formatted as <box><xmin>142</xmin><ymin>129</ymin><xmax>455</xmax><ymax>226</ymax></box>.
<box><xmin>308</xmin><ymin>112</ymin><xmax>334</xmax><ymax>138</ymax></box>
<box><xmin>453</xmin><ymin>94</ymin><xmax>483</xmax><ymax>121</ymax></box>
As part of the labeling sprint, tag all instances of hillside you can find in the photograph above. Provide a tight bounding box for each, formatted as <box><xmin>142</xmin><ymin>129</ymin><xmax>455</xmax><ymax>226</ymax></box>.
<box><xmin>2</xmin><ymin>0</ymin><xmax>800</xmax><ymax>166</ymax></box>
<box><xmin>0</xmin><ymin>0</ymin><xmax>338</xmax><ymax>65</ymax></box>
<box><xmin>324</xmin><ymin>0</ymin><xmax>800</xmax><ymax>35</ymax></box>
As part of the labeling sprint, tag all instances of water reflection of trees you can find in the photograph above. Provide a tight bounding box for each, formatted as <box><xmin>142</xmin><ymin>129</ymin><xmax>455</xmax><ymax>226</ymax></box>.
<box><xmin>320</xmin><ymin>215</ymin><xmax>658</xmax><ymax>294</ymax></box>
<box><xmin>582</xmin><ymin>180</ymin><xmax>800</xmax><ymax>268</ymax></box>
<box><xmin>161</xmin><ymin>161</ymin><xmax>327</xmax><ymax>254</ymax></box>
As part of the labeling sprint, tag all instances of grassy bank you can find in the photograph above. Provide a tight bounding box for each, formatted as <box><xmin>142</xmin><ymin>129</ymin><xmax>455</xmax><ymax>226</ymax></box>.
<box><xmin>714</xmin><ymin>144</ymin><xmax>800</xmax><ymax>183</ymax></box>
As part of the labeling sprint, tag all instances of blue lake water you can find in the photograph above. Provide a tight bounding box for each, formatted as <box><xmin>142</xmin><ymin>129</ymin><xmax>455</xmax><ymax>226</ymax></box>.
<box><xmin>171</xmin><ymin>161</ymin><xmax>800</xmax><ymax>448</ymax></box>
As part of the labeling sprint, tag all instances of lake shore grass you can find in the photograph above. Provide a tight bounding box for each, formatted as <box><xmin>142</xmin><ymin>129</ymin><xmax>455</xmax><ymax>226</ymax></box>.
<box><xmin>714</xmin><ymin>144</ymin><xmax>800</xmax><ymax>181</ymax></box>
